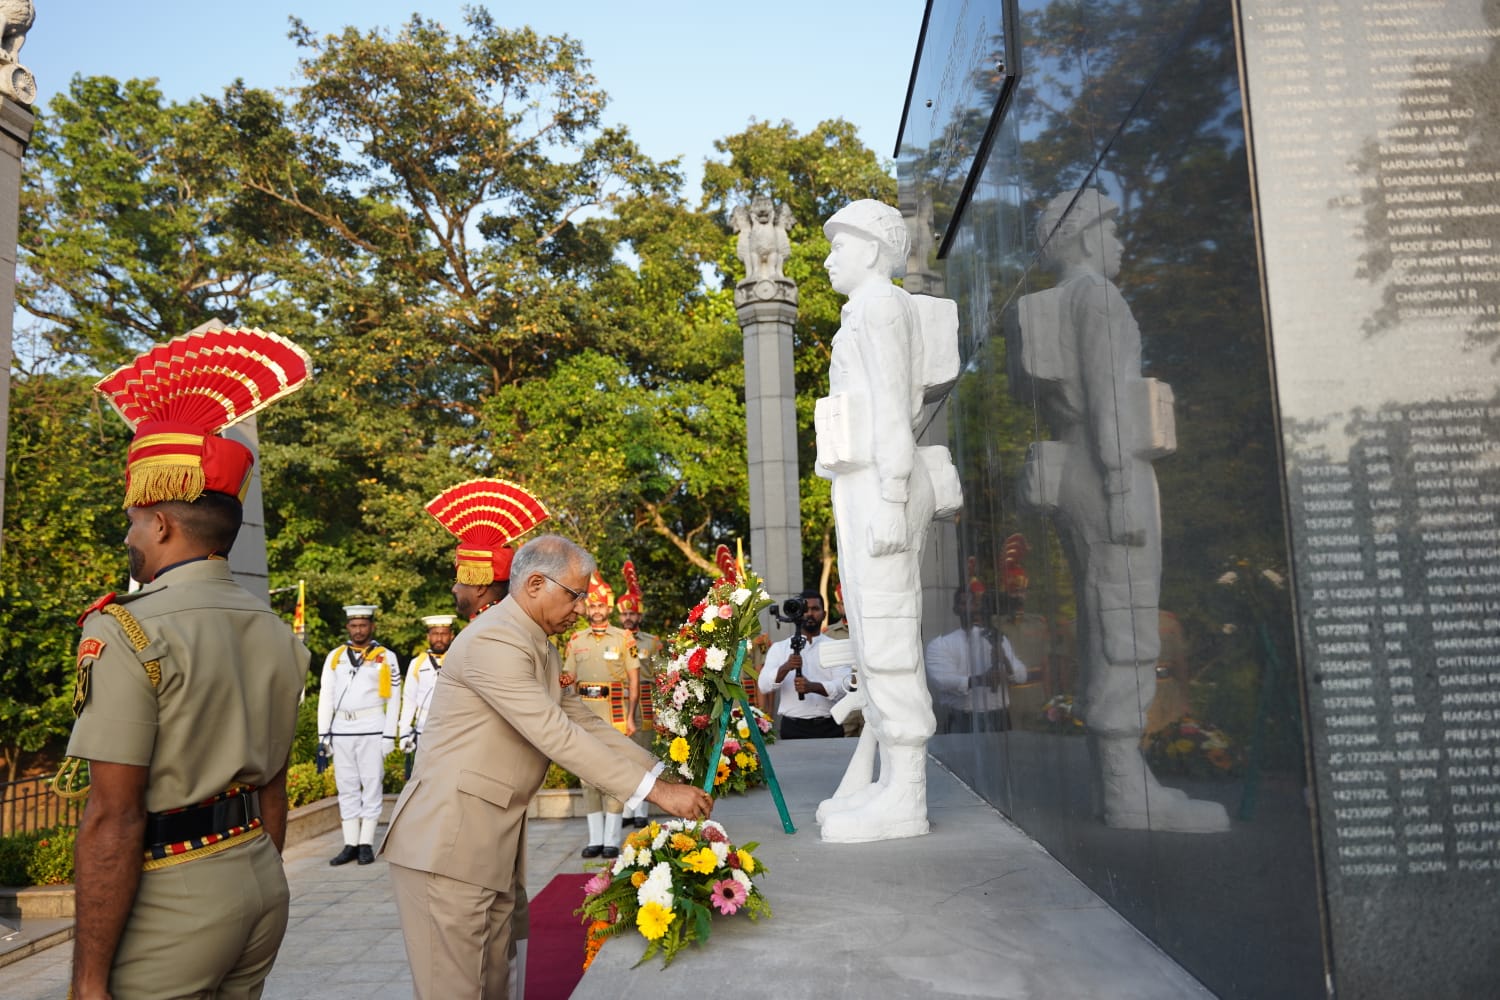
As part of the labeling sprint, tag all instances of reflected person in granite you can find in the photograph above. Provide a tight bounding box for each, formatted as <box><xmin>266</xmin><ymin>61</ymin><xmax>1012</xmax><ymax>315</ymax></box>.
<box><xmin>1018</xmin><ymin>189</ymin><xmax>1229</xmax><ymax>833</ymax></box>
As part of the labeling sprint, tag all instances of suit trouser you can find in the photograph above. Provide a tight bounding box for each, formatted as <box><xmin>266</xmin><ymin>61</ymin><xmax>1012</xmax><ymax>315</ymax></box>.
<box><xmin>390</xmin><ymin>861</ymin><xmax>526</xmax><ymax>999</ymax></box>
<box><xmin>332</xmin><ymin>731</ymin><xmax>386</xmax><ymax>821</ymax></box>
<box><xmin>109</xmin><ymin>832</ymin><xmax>289</xmax><ymax>999</ymax></box>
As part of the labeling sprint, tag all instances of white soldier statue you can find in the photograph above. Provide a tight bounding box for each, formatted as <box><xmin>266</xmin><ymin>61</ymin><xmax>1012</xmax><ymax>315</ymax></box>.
<box><xmin>1017</xmin><ymin>188</ymin><xmax>1228</xmax><ymax>833</ymax></box>
<box><xmin>812</xmin><ymin>199</ymin><xmax>962</xmax><ymax>843</ymax></box>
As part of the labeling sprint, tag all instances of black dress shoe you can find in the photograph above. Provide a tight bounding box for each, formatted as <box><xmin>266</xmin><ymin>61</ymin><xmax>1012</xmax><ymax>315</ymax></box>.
<box><xmin>357</xmin><ymin>845</ymin><xmax>376</xmax><ymax>865</ymax></box>
<box><xmin>329</xmin><ymin>844</ymin><xmax>360</xmax><ymax>866</ymax></box>
<box><xmin>601</xmin><ymin>846</ymin><xmax>620</xmax><ymax>859</ymax></box>
<box><xmin>581</xmin><ymin>844</ymin><xmax>604</xmax><ymax>859</ymax></box>
<box><xmin>632</xmin><ymin>816</ymin><xmax>649</xmax><ymax>829</ymax></box>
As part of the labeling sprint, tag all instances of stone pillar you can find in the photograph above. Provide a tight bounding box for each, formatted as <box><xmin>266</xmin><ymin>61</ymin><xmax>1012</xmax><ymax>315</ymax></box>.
<box><xmin>736</xmin><ymin>276</ymin><xmax>803</xmax><ymax>630</ymax></box>
<box><xmin>0</xmin><ymin>97</ymin><xmax>33</xmax><ymax>560</ymax></box>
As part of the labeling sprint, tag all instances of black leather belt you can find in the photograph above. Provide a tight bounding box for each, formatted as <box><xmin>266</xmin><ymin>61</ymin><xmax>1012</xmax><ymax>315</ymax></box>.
<box><xmin>577</xmin><ymin>683</ymin><xmax>609</xmax><ymax>698</ymax></box>
<box><xmin>145</xmin><ymin>790</ymin><xmax>261</xmax><ymax>847</ymax></box>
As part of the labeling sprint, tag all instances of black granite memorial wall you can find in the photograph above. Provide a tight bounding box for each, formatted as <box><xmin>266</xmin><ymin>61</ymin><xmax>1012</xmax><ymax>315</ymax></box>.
<box><xmin>888</xmin><ymin>0</ymin><xmax>1500</xmax><ymax>997</ymax></box>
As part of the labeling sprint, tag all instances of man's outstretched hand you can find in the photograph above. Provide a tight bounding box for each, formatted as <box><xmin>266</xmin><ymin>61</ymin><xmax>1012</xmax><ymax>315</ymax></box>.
<box><xmin>647</xmin><ymin>780</ymin><xmax>714</xmax><ymax>821</ymax></box>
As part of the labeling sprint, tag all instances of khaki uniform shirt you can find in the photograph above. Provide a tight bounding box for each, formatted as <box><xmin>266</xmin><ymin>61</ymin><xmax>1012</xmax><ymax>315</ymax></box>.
<box><xmin>66</xmin><ymin>559</ymin><xmax>308</xmax><ymax>812</ymax></box>
<box><xmin>564</xmin><ymin>626</ymin><xmax>638</xmax><ymax>730</ymax></box>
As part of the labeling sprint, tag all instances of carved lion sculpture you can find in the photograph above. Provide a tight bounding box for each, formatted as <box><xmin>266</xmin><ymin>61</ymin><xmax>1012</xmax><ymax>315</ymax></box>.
<box><xmin>0</xmin><ymin>0</ymin><xmax>32</xmax><ymax>64</ymax></box>
<box><xmin>731</xmin><ymin>195</ymin><xmax>795</xmax><ymax>283</ymax></box>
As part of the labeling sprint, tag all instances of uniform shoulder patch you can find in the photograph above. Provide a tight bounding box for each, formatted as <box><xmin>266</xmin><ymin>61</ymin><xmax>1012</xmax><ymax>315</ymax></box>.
<box><xmin>72</xmin><ymin>637</ymin><xmax>107</xmax><ymax>716</ymax></box>
<box><xmin>76</xmin><ymin>591</ymin><xmax>118</xmax><ymax>627</ymax></box>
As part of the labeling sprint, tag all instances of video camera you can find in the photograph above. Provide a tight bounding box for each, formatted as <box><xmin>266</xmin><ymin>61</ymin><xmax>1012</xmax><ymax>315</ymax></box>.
<box><xmin>770</xmin><ymin>597</ymin><xmax>816</xmax><ymax>699</ymax></box>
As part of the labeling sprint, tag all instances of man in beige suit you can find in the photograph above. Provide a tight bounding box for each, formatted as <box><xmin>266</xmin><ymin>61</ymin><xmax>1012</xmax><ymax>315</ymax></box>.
<box><xmin>381</xmin><ymin>534</ymin><xmax>713</xmax><ymax>998</ymax></box>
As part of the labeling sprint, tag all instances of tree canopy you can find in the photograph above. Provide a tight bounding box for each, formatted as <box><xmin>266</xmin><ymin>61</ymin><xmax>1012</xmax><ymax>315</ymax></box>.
<box><xmin>3</xmin><ymin>7</ymin><xmax>895</xmax><ymax>755</ymax></box>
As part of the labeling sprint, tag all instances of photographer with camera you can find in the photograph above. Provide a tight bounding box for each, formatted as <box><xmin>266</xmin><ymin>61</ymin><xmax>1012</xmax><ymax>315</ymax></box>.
<box><xmin>756</xmin><ymin>591</ymin><xmax>851</xmax><ymax>739</ymax></box>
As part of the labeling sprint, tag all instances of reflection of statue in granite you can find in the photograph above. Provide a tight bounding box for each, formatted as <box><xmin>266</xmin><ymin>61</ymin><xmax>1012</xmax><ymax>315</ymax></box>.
<box><xmin>1017</xmin><ymin>189</ymin><xmax>1228</xmax><ymax>833</ymax></box>
<box><xmin>731</xmin><ymin>195</ymin><xmax>795</xmax><ymax>283</ymax></box>
<box><xmin>811</xmin><ymin>199</ymin><xmax>963</xmax><ymax>843</ymax></box>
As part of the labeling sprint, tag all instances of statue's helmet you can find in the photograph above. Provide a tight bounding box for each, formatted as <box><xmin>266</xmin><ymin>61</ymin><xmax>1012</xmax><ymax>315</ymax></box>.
<box><xmin>824</xmin><ymin>199</ymin><xmax>909</xmax><ymax>278</ymax></box>
<box><xmin>1036</xmin><ymin>188</ymin><xmax>1120</xmax><ymax>263</ymax></box>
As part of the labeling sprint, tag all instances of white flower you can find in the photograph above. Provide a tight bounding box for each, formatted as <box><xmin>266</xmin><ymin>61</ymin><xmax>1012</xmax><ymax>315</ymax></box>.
<box><xmin>672</xmin><ymin>685</ymin><xmax>690</xmax><ymax>708</ymax></box>
<box><xmin>1217</xmin><ymin>571</ymin><xmax>1238</xmax><ymax>586</ymax></box>
<box><xmin>638</xmin><ymin>862</ymin><xmax>674</xmax><ymax>909</ymax></box>
<box><xmin>612</xmin><ymin>848</ymin><xmax>635</xmax><ymax>874</ymax></box>
<box><xmin>731</xmin><ymin>587</ymin><xmax>751</xmax><ymax>605</ymax></box>
<box><xmin>677</xmin><ymin>762</ymin><xmax>694</xmax><ymax>780</ymax></box>
<box><xmin>1261</xmin><ymin>569</ymin><xmax>1286</xmax><ymax>589</ymax></box>
<box><xmin>730</xmin><ymin>868</ymin><xmax>752</xmax><ymax>892</ymax></box>
<box><xmin>709</xmin><ymin>841</ymin><xmax>729</xmax><ymax>864</ymax></box>
<box><xmin>689</xmin><ymin>680</ymin><xmax>706</xmax><ymax>700</ymax></box>
<box><xmin>1222</xmin><ymin>623</ymin><xmax>1238</xmax><ymax>635</ymax></box>
<box><xmin>705</xmin><ymin>647</ymin><xmax>728</xmax><ymax>672</ymax></box>
<box><xmin>652</xmin><ymin>828</ymin><xmax>669</xmax><ymax>851</ymax></box>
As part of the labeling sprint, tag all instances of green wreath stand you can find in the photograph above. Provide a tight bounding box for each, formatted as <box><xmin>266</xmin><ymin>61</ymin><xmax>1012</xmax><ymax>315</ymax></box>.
<box><xmin>698</xmin><ymin>639</ymin><xmax>796</xmax><ymax>833</ymax></box>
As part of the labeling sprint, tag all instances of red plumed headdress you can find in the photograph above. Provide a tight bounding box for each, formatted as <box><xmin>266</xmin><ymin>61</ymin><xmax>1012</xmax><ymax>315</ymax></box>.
<box><xmin>617</xmin><ymin>559</ymin><xmax>644</xmax><ymax>613</ymax></box>
<box><xmin>95</xmin><ymin>326</ymin><xmax>312</xmax><ymax>508</ymax></box>
<box><xmin>425</xmin><ymin>478</ymin><xmax>550</xmax><ymax>585</ymax></box>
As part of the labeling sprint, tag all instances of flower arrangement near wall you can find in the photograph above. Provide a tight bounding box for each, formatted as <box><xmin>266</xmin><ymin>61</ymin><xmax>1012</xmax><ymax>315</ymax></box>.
<box><xmin>1143</xmin><ymin>715</ymin><xmax>1242</xmax><ymax>778</ymax></box>
<box><xmin>576</xmin><ymin>819</ymin><xmax>771</xmax><ymax>968</ymax></box>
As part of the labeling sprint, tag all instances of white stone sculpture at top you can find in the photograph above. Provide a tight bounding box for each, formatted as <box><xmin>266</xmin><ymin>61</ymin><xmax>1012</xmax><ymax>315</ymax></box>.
<box><xmin>731</xmin><ymin>195</ymin><xmax>795</xmax><ymax>284</ymax></box>
<box><xmin>812</xmin><ymin>199</ymin><xmax>963</xmax><ymax>843</ymax></box>
<box><xmin>0</xmin><ymin>0</ymin><xmax>35</xmax><ymax>105</ymax></box>
<box><xmin>1017</xmin><ymin>188</ymin><xmax>1228</xmax><ymax>833</ymax></box>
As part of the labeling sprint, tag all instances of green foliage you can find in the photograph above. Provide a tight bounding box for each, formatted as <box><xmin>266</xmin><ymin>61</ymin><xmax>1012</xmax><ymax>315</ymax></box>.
<box><xmin>12</xmin><ymin>8</ymin><xmax>904</xmax><ymax>661</ymax></box>
<box><xmin>291</xmin><ymin>695</ymin><xmax>321</xmax><ymax>767</ymax></box>
<box><xmin>382</xmin><ymin>749</ymin><xmax>408</xmax><ymax>795</ymax></box>
<box><xmin>543</xmin><ymin>763</ymin><xmax>581</xmax><ymax>789</ymax></box>
<box><xmin>285</xmin><ymin>761</ymin><xmax>338</xmax><ymax>808</ymax></box>
<box><xmin>25</xmin><ymin>828</ymin><xmax>76</xmax><ymax>886</ymax></box>
<box><xmin>0</xmin><ymin>830</ymin><xmax>40</xmax><ymax>886</ymax></box>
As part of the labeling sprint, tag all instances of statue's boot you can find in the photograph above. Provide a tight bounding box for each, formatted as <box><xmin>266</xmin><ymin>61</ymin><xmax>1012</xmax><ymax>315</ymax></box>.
<box><xmin>816</xmin><ymin>733</ymin><xmax>886</xmax><ymax>824</ymax></box>
<box><xmin>1094</xmin><ymin>734</ymin><xmax>1230</xmax><ymax>833</ymax></box>
<box><xmin>819</xmin><ymin>745</ymin><xmax>929</xmax><ymax>843</ymax></box>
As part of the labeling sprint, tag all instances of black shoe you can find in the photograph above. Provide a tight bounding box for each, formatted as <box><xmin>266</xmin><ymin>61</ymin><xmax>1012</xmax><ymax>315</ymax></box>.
<box><xmin>329</xmin><ymin>844</ymin><xmax>359</xmax><ymax>866</ymax></box>
<box><xmin>357</xmin><ymin>845</ymin><xmax>375</xmax><ymax>865</ymax></box>
<box><xmin>581</xmin><ymin>844</ymin><xmax>604</xmax><ymax>859</ymax></box>
<box><xmin>632</xmin><ymin>816</ymin><xmax>649</xmax><ymax>828</ymax></box>
<box><xmin>601</xmin><ymin>846</ymin><xmax>620</xmax><ymax>859</ymax></box>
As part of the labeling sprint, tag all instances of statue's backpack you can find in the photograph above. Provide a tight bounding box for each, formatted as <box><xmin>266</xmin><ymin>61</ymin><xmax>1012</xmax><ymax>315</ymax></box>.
<box><xmin>910</xmin><ymin>294</ymin><xmax>963</xmax><ymax>520</ymax></box>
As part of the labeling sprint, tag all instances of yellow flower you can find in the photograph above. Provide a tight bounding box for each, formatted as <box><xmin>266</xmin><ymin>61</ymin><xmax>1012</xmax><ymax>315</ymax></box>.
<box><xmin>737</xmin><ymin>724</ymin><xmax>750</xmax><ymax>738</ymax></box>
<box><xmin>734</xmin><ymin>752</ymin><xmax>750</xmax><ymax>768</ymax></box>
<box><xmin>683</xmin><ymin>848</ymin><xmax>719</xmax><ymax>874</ymax></box>
<box><xmin>736</xmin><ymin>849</ymin><xmax>756</xmax><ymax>873</ymax></box>
<box><xmin>715</xmin><ymin>761</ymin><xmax>730</xmax><ymax>786</ymax></box>
<box><xmin>637</xmin><ymin>901</ymin><xmax>675</xmax><ymax>941</ymax></box>
<box><xmin>701</xmin><ymin>619</ymin><xmax>716</xmax><ymax>633</ymax></box>
<box><xmin>669</xmin><ymin>737</ymin><xmax>690</xmax><ymax>763</ymax></box>
<box><xmin>631</xmin><ymin>870</ymin><xmax>648</xmax><ymax>888</ymax></box>
<box><xmin>670</xmin><ymin>833</ymin><xmax>697</xmax><ymax>851</ymax></box>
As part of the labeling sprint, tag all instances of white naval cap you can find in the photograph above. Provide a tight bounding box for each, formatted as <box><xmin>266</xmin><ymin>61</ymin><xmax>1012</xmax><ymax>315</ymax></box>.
<box><xmin>422</xmin><ymin>614</ymin><xmax>457</xmax><ymax>628</ymax></box>
<box><xmin>342</xmin><ymin>604</ymin><xmax>379</xmax><ymax>620</ymax></box>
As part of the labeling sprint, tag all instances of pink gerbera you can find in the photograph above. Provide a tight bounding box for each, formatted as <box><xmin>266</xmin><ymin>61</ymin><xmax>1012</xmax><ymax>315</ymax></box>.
<box><xmin>709</xmin><ymin>878</ymin><xmax>747</xmax><ymax>915</ymax></box>
<box><xmin>583</xmin><ymin>871</ymin><xmax>612</xmax><ymax>896</ymax></box>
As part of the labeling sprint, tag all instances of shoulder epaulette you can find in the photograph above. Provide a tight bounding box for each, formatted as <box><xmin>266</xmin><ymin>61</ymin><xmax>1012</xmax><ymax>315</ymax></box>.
<box><xmin>76</xmin><ymin>591</ymin><xmax>118</xmax><ymax>627</ymax></box>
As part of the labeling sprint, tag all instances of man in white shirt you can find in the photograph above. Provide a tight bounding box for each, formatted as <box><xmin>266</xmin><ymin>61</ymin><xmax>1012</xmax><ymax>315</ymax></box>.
<box><xmin>398</xmin><ymin>614</ymin><xmax>456</xmax><ymax>763</ymax></box>
<box><xmin>757</xmin><ymin>592</ymin><xmax>852</xmax><ymax>739</ymax></box>
<box><xmin>925</xmin><ymin>588</ymin><xmax>1028</xmax><ymax>733</ymax></box>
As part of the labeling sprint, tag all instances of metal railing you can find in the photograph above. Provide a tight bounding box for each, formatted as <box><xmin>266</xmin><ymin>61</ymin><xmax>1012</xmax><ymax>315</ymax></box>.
<box><xmin>0</xmin><ymin>773</ymin><xmax>82</xmax><ymax>837</ymax></box>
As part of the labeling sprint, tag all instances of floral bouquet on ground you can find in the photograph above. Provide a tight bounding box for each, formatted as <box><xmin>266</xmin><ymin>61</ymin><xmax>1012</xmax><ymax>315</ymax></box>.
<box><xmin>652</xmin><ymin>551</ymin><xmax>773</xmax><ymax>792</ymax></box>
<box><xmin>577</xmin><ymin>819</ymin><xmax>771</xmax><ymax>968</ymax></box>
<box><xmin>1143</xmin><ymin>715</ymin><xmax>1242</xmax><ymax>778</ymax></box>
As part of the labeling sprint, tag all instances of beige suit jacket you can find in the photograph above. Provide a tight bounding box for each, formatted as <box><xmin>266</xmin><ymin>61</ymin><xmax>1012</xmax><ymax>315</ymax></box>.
<box><xmin>380</xmin><ymin>597</ymin><xmax>659</xmax><ymax>891</ymax></box>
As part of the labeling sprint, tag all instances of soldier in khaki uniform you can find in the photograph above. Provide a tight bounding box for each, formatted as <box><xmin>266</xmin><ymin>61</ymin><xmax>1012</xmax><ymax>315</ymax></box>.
<box><xmin>63</xmin><ymin>328</ymin><xmax>311</xmax><ymax>999</ymax></box>
<box><xmin>562</xmin><ymin>572</ymin><xmax>639</xmax><ymax>857</ymax></box>
<box><xmin>617</xmin><ymin>559</ymin><xmax>663</xmax><ymax>828</ymax></box>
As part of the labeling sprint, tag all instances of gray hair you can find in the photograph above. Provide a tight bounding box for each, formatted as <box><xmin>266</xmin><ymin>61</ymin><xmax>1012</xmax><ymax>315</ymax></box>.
<box><xmin>510</xmin><ymin>534</ymin><xmax>596</xmax><ymax>587</ymax></box>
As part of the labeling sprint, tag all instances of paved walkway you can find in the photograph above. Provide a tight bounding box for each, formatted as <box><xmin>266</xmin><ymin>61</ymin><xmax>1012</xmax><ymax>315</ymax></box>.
<box><xmin>3</xmin><ymin>813</ymin><xmax>595</xmax><ymax>1000</ymax></box>
<box><xmin>3</xmin><ymin>741</ymin><xmax>1218</xmax><ymax>999</ymax></box>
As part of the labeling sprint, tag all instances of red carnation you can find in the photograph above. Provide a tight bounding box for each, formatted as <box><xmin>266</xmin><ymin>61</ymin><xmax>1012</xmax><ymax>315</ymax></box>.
<box><xmin>692</xmin><ymin>714</ymin><xmax>711</xmax><ymax>729</ymax></box>
<box><xmin>688</xmin><ymin>648</ymin><xmax>707</xmax><ymax>674</ymax></box>
<box><xmin>688</xmin><ymin>603</ymin><xmax>707</xmax><ymax>623</ymax></box>
<box><xmin>725</xmin><ymin>850</ymin><xmax>741</xmax><ymax>868</ymax></box>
